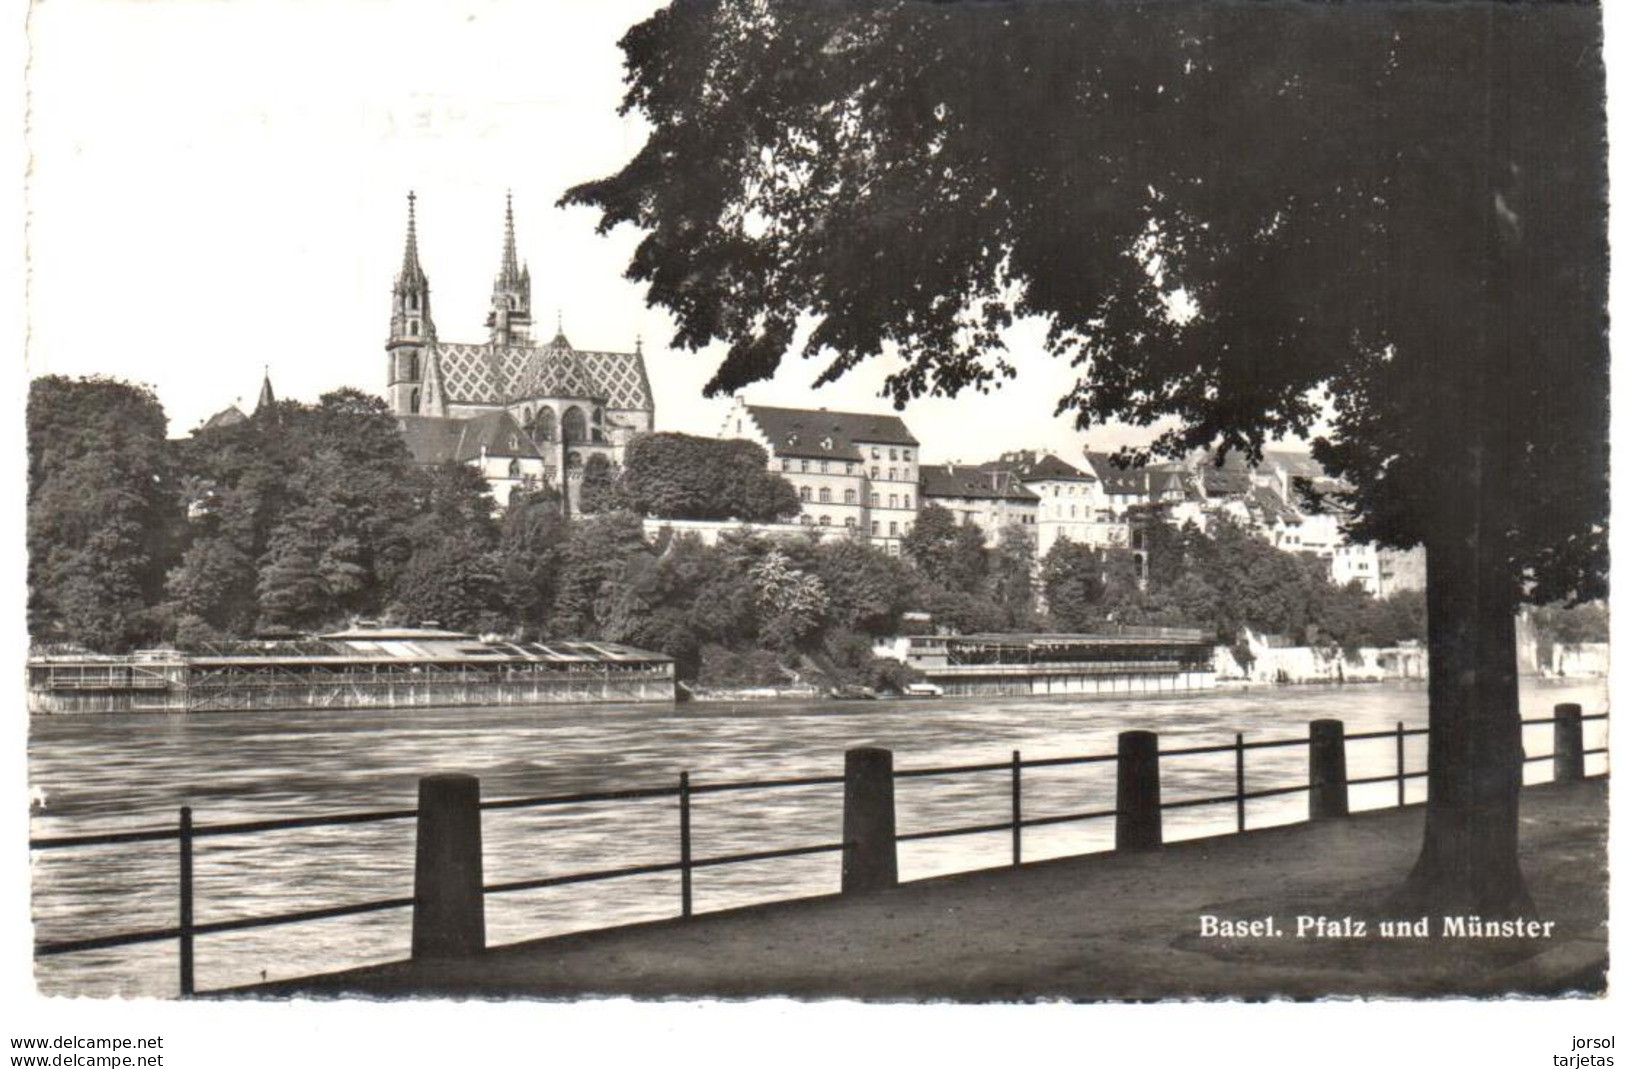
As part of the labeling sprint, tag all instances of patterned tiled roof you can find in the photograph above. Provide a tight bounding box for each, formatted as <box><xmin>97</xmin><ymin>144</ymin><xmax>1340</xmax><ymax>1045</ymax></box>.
<box><xmin>428</xmin><ymin>338</ymin><xmax>651</xmax><ymax>411</ymax></box>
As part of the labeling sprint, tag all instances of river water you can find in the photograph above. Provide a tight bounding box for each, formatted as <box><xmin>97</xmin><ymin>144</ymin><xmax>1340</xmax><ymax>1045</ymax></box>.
<box><xmin>28</xmin><ymin>677</ymin><xmax>1608</xmax><ymax>997</ymax></box>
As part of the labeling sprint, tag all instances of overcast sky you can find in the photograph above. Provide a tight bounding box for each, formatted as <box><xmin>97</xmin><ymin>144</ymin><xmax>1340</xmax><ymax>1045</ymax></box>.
<box><xmin>23</xmin><ymin>0</ymin><xmax>1175</xmax><ymax>467</ymax></box>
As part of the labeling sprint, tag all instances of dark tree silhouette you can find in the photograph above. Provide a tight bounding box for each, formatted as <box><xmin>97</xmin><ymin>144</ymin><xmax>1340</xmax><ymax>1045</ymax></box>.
<box><xmin>567</xmin><ymin>0</ymin><xmax>1607</xmax><ymax>914</ymax></box>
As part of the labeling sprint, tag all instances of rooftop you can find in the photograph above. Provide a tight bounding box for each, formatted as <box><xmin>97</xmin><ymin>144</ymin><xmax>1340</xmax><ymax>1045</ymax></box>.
<box><xmin>742</xmin><ymin>403</ymin><xmax>919</xmax><ymax>461</ymax></box>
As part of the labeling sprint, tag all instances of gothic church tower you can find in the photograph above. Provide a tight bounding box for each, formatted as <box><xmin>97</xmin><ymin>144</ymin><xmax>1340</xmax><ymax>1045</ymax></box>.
<box><xmin>485</xmin><ymin>192</ymin><xmax>532</xmax><ymax>346</ymax></box>
<box><xmin>386</xmin><ymin>192</ymin><xmax>436</xmax><ymax>414</ymax></box>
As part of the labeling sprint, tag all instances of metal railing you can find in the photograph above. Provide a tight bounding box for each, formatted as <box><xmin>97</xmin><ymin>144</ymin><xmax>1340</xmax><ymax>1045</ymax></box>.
<box><xmin>30</xmin><ymin>706</ymin><xmax>1609</xmax><ymax>996</ymax></box>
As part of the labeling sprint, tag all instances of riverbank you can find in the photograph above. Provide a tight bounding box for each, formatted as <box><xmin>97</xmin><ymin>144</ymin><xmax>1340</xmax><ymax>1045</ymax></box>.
<box><xmin>243</xmin><ymin>777</ymin><xmax>1607</xmax><ymax>1001</ymax></box>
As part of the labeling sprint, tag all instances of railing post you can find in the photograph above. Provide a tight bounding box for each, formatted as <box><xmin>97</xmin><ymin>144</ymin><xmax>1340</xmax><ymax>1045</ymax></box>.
<box><xmin>178</xmin><ymin>806</ymin><xmax>194</xmax><ymax>998</ymax></box>
<box><xmin>842</xmin><ymin>747</ymin><xmax>897</xmax><ymax>894</ymax></box>
<box><xmin>412</xmin><ymin>773</ymin><xmax>485</xmax><ymax>959</ymax></box>
<box><xmin>1554</xmin><ymin>703</ymin><xmax>1585</xmax><ymax>782</ymax></box>
<box><xmin>1011</xmin><ymin>749</ymin><xmax>1023</xmax><ymax>866</ymax></box>
<box><xmin>1234</xmin><ymin>733</ymin><xmax>1246</xmax><ymax>833</ymax></box>
<box><xmin>1115</xmin><ymin>730</ymin><xmax>1161</xmax><ymax>851</ymax></box>
<box><xmin>1396</xmin><ymin>722</ymin><xmax>1406</xmax><ymax>806</ymax></box>
<box><xmin>1309</xmin><ymin>719</ymin><xmax>1349</xmax><ymax>820</ymax></box>
<box><xmin>679</xmin><ymin>771</ymin><xmax>693</xmax><ymax>917</ymax></box>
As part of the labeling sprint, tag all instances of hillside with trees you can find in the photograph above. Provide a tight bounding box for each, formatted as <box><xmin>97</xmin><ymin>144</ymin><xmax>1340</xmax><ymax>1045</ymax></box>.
<box><xmin>28</xmin><ymin>375</ymin><xmax>1444</xmax><ymax>692</ymax></box>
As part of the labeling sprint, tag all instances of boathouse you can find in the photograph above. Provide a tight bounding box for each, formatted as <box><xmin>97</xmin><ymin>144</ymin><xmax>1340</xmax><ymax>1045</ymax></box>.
<box><xmin>27</xmin><ymin>627</ymin><xmax>675</xmax><ymax>713</ymax></box>
<box><xmin>874</xmin><ymin>629</ymin><xmax>1216</xmax><ymax>697</ymax></box>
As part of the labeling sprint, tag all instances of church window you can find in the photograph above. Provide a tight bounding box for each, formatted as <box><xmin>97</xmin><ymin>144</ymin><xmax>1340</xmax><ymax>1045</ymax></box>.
<box><xmin>535</xmin><ymin>407</ymin><xmax>556</xmax><ymax>442</ymax></box>
<box><xmin>818</xmin><ymin>488</ymin><xmax>831</xmax><ymax>504</ymax></box>
<box><xmin>562</xmin><ymin>406</ymin><xmax>587</xmax><ymax>444</ymax></box>
<box><xmin>408</xmin><ymin>388</ymin><xmax>420</xmax><ymax>413</ymax></box>
<box><xmin>566</xmin><ymin>451</ymin><xmax>583</xmax><ymax>469</ymax></box>
<box><xmin>409</xmin><ymin>319</ymin><xmax>419</xmax><ymax>335</ymax></box>
<box><xmin>509</xmin><ymin>434</ymin><xmax>519</xmax><ymax>450</ymax></box>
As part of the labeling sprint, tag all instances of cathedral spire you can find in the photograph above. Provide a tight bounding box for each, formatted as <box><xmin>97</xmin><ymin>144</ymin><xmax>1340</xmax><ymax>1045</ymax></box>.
<box><xmin>500</xmin><ymin>190</ymin><xmax>521</xmax><ymax>284</ymax></box>
<box><xmin>398</xmin><ymin>190</ymin><xmax>426</xmax><ymax>287</ymax></box>
<box><xmin>487</xmin><ymin>190</ymin><xmax>532</xmax><ymax>345</ymax></box>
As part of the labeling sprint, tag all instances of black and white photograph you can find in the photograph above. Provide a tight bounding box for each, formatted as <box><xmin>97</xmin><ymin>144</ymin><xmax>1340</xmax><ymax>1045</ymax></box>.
<box><xmin>8</xmin><ymin>0</ymin><xmax>1616</xmax><ymax>1063</ymax></box>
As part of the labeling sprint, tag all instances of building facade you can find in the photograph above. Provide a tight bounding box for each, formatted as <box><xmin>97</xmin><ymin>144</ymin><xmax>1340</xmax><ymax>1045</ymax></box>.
<box><xmin>723</xmin><ymin>399</ymin><xmax>921</xmax><ymax>553</ymax></box>
<box><xmin>386</xmin><ymin>193</ymin><xmax>654</xmax><ymax>508</ymax></box>
<box><xmin>918</xmin><ymin>463</ymin><xmax>1039</xmax><ymax>546</ymax></box>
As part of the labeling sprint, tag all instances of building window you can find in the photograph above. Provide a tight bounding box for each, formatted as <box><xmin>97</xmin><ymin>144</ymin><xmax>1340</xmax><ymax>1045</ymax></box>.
<box><xmin>799</xmin><ymin>486</ymin><xmax>811</xmax><ymax>502</ymax></box>
<box><xmin>818</xmin><ymin>487</ymin><xmax>831</xmax><ymax>504</ymax></box>
<box><xmin>871</xmin><ymin>521</ymin><xmax>880</xmax><ymax>535</ymax></box>
<box><xmin>782</xmin><ymin>459</ymin><xmax>791</xmax><ymax>471</ymax></box>
<box><xmin>889</xmin><ymin>521</ymin><xmax>898</xmax><ymax>536</ymax></box>
<box><xmin>819</xmin><ymin>515</ymin><xmax>831</xmax><ymax>527</ymax></box>
<box><xmin>843</xmin><ymin>489</ymin><xmax>856</xmax><ymax>504</ymax></box>
<box><xmin>870</xmin><ymin>466</ymin><xmax>879</xmax><ymax>479</ymax></box>
<box><xmin>903</xmin><ymin>450</ymin><xmax>912</xmax><ymax>461</ymax></box>
<box><xmin>904</xmin><ymin>494</ymin><xmax>911</xmax><ymax>509</ymax></box>
<box><xmin>889</xmin><ymin>448</ymin><xmax>898</xmax><ymax>461</ymax></box>
<box><xmin>507</xmin><ymin>459</ymin><xmax>521</xmax><ymax>477</ymax></box>
<box><xmin>871</xmin><ymin>448</ymin><xmax>881</xmax><ymax>460</ymax></box>
<box><xmin>801</xmin><ymin>516</ymin><xmax>813</xmax><ymax>526</ymax></box>
<box><xmin>844</xmin><ymin>517</ymin><xmax>856</xmax><ymax>528</ymax></box>
<box><xmin>888</xmin><ymin>468</ymin><xmax>896</xmax><ymax>481</ymax></box>
<box><xmin>870</xmin><ymin>492</ymin><xmax>880</xmax><ymax>506</ymax></box>
<box><xmin>799</xmin><ymin>459</ymin><xmax>809</xmax><ymax>473</ymax></box>
<box><xmin>888</xmin><ymin>494</ymin><xmax>897</xmax><ymax>509</ymax></box>
<box><xmin>846</xmin><ymin>462</ymin><xmax>855</xmax><ymax>474</ymax></box>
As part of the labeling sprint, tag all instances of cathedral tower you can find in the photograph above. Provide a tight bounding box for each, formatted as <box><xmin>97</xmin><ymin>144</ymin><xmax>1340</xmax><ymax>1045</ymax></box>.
<box><xmin>387</xmin><ymin>192</ymin><xmax>436</xmax><ymax>415</ymax></box>
<box><xmin>485</xmin><ymin>192</ymin><xmax>532</xmax><ymax>346</ymax></box>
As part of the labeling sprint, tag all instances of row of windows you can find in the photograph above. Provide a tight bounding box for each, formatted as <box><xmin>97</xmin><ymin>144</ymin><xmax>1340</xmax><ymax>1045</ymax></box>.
<box><xmin>779</xmin><ymin>457</ymin><xmax>915</xmax><ymax>482</ymax></box>
<box><xmin>800</xmin><ymin>516</ymin><xmax>913</xmax><ymax>538</ymax></box>
<box><xmin>796</xmin><ymin>486</ymin><xmax>914</xmax><ymax>509</ymax></box>
<box><xmin>870</xmin><ymin>447</ymin><xmax>913</xmax><ymax>462</ymax></box>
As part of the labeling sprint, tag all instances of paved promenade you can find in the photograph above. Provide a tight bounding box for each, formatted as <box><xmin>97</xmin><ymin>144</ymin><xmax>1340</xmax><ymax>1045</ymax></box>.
<box><xmin>247</xmin><ymin>778</ymin><xmax>1608</xmax><ymax>1001</ymax></box>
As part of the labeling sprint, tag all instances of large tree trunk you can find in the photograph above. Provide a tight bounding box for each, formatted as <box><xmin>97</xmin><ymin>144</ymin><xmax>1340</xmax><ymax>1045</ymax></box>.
<box><xmin>1401</xmin><ymin>511</ymin><xmax>1530</xmax><ymax>917</ymax></box>
<box><xmin>1398</xmin><ymin>2</ymin><xmax>1530</xmax><ymax>919</ymax></box>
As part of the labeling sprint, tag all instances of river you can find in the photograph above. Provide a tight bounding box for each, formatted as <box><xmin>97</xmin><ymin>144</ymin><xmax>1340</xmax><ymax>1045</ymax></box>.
<box><xmin>27</xmin><ymin>677</ymin><xmax>1608</xmax><ymax>997</ymax></box>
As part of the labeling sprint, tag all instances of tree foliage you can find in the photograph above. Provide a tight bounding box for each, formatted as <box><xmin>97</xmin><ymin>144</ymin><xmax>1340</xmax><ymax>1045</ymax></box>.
<box><xmin>27</xmin><ymin>377</ymin><xmax>176</xmax><ymax>651</ymax></box>
<box><xmin>567</xmin><ymin>0</ymin><xmax>1606</xmax><ymax>914</ymax></box>
<box><xmin>618</xmin><ymin>432</ymin><xmax>800</xmax><ymax>522</ymax></box>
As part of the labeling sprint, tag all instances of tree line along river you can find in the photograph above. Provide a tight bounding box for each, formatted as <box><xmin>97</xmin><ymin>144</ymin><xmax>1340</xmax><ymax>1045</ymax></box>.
<box><xmin>27</xmin><ymin>677</ymin><xmax>1609</xmax><ymax>997</ymax></box>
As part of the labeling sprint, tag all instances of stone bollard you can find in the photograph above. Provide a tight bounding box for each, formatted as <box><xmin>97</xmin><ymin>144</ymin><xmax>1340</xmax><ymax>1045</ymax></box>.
<box><xmin>1554</xmin><ymin>703</ymin><xmax>1585</xmax><ymax>782</ymax></box>
<box><xmin>1115</xmin><ymin>730</ymin><xmax>1162</xmax><ymax>851</ymax></box>
<box><xmin>842</xmin><ymin>747</ymin><xmax>897</xmax><ymax>894</ymax></box>
<box><xmin>412</xmin><ymin>773</ymin><xmax>486</xmax><ymax>959</ymax></box>
<box><xmin>1308</xmin><ymin>719</ymin><xmax>1349</xmax><ymax>820</ymax></box>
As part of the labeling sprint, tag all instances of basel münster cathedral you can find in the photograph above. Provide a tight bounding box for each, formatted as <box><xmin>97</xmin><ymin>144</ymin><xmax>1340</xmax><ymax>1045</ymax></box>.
<box><xmin>387</xmin><ymin>192</ymin><xmax>654</xmax><ymax>508</ymax></box>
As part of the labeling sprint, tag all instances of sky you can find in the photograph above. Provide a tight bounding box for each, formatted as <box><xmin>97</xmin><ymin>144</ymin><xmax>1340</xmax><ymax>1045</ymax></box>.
<box><xmin>23</xmin><ymin>0</ymin><xmax>1162</xmax><ymax>468</ymax></box>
